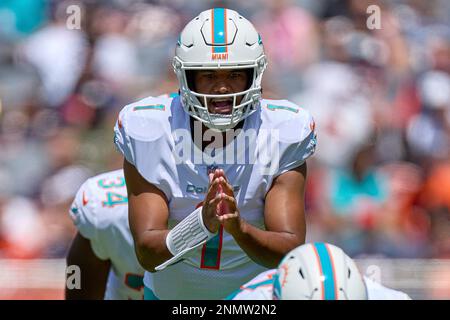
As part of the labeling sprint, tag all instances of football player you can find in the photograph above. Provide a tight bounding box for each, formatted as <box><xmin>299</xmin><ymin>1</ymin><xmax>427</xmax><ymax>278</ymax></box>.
<box><xmin>65</xmin><ymin>170</ymin><xmax>145</xmax><ymax>300</ymax></box>
<box><xmin>228</xmin><ymin>242</ymin><xmax>411</xmax><ymax>300</ymax></box>
<box><xmin>114</xmin><ymin>8</ymin><xmax>317</xmax><ymax>299</ymax></box>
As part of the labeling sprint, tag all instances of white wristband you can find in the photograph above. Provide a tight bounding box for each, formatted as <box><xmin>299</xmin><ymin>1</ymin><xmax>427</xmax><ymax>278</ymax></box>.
<box><xmin>156</xmin><ymin>206</ymin><xmax>216</xmax><ymax>271</ymax></box>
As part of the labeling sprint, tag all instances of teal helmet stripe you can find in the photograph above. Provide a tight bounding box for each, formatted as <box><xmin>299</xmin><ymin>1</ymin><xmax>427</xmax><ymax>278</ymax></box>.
<box><xmin>314</xmin><ymin>243</ymin><xmax>337</xmax><ymax>300</ymax></box>
<box><xmin>212</xmin><ymin>8</ymin><xmax>226</xmax><ymax>53</ymax></box>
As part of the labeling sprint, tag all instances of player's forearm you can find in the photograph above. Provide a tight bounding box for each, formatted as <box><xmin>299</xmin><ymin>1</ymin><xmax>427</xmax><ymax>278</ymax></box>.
<box><xmin>231</xmin><ymin>220</ymin><xmax>305</xmax><ymax>268</ymax></box>
<box><xmin>135</xmin><ymin>229</ymin><xmax>172</xmax><ymax>272</ymax></box>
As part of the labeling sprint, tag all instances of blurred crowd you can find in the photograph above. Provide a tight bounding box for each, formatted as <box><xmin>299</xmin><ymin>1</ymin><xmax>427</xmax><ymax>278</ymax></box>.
<box><xmin>0</xmin><ymin>0</ymin><xmax>449</xmax><ymax>261</ymax></box>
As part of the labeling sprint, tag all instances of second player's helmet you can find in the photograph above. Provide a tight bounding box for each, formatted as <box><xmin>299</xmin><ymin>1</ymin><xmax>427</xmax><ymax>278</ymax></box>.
<box><xmin>173</xmin><ymin>8</ymin><xmax>267</xmax><ymax>131</ymax></box>
<box><xmin>273</xmin><ymin>243</ymin><xmax>368</xmax><ymax>300</ymax></box>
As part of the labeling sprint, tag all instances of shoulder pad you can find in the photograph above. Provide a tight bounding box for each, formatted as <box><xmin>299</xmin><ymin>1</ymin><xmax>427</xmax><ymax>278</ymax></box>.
<box><xmin>69</xmin><ymin>169</ymin><xmax>126</xmax><ymax>236</ymax></box>
<box><xmin>118</xmin><ymin>96</ymin><xmax>173</xmax><ymax>141</ymax></box>
<box><xmin>260</xmin><ymin>99</ymin><xmax>315</xmax><ymax>144</ymax></box>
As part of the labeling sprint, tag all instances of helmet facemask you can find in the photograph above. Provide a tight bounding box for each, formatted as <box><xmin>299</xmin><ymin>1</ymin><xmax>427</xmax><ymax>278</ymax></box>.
<box><xmin>173</xmin><ymin>55</ymin><xmax>267</xmax><ymax>132</ymax></box>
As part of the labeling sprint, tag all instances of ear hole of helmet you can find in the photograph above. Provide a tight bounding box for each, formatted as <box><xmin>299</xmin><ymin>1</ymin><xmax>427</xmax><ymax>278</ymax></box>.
<box><xmin>348</xmin><ymin>268</ymin><xmax>351</xmax><ymax>278</ymax></box>
<box><xmin>185</xmin><ymin>70</ymin><xmax>197</xmax><ymax>91</ymax></box>
<box><xmin>244</xmin><ymin>68</ymin><xmax>254</xmax><ymax>90</ymax></box>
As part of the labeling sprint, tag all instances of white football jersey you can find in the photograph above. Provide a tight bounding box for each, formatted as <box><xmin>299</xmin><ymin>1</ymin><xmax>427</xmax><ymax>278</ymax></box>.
<box><xmin>114</xmin><ymin>95</ymin><xmax>316</xmax><ymax>299</ymax></box>
<box><xmin>229</xmin><ymin>270</ymin><xmax>412</xmax><ymax>300</ymax></box>
<box><xmin>69</xmin><ymin>169</ymin><xmax>145</xmax><ymax>300</ymax></box>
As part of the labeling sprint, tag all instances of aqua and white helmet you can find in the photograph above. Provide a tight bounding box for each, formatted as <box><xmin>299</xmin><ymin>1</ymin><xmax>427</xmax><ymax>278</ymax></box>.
<box><xmin>173</xmin><ymin>8</ymin><xmax>267</xmax><ymax>131</ymax></box>
<box><xmin>273</xmin><ymin>243</ymin><xmax>368</xmax><ymax>300</ymax></box>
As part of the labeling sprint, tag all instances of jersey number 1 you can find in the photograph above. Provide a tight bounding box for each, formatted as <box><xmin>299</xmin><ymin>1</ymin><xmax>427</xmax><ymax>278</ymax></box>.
<box><xmin>200</xmin><ymin>226</ymin><xmax>224</xmax><ymax>269</ymax></box>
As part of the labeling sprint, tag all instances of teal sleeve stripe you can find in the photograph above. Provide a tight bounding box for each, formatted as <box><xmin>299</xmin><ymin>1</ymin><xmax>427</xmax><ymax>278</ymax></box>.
<box><xmin>133</xmin><ymin>104</ymin><xmax>165</xmax><ymax>111</ymax></box>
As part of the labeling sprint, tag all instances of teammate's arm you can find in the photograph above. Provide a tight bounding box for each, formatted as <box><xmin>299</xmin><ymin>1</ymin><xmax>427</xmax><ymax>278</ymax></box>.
<box><xmin>65</xmin><ymin>232</ymin><xmax>111</xmax><ymax>300</ymax></box>
<box><xmin>124</xmin><ymin>159</ymin><xmax>172</xmax><ymax>272</ymax></box>
<box><xmin>206</xmin><ymin>164</ymin><xmax>307</xmax><ymax>269</ymax></box>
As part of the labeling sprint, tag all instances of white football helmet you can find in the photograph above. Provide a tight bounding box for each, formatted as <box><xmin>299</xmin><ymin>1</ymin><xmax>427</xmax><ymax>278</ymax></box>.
<box><xmin>173</xmin><ymin>8</ymin><xmax>267</xmax><ymax>131</ymax></box>
<box><xmin>273</xmin><ymin>243</ymin><xmax>368</xmax><ymax>300</ymax></box>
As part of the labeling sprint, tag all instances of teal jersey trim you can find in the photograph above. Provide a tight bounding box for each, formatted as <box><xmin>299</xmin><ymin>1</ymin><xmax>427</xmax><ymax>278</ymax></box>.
<box><xmin>133</xmin><ymin>104</ymin><xmax>165</xmax><ymax>111</ymax></box>
<box><xmin>144</xmin><ymin>285</ymin><xmax>160</xmax><ymax>300</ymax></box>
<box><xmin>266</xmin><ymin>104</ymin><xmax>299</xmax><ymax>113</ymax></box>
